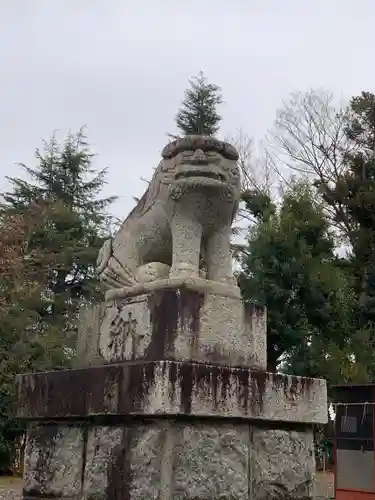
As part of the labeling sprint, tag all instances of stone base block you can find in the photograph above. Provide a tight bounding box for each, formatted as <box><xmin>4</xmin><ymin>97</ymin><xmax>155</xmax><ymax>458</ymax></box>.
<box><xmin>17</xmin><ymin>361</ymin><xmax>326</xmax><ymax>499</ymax></box>
<box><xmin>16</xmin><ymin>361</ymin><xmax>327</xmax><ymax>424</ymax></box>
<box><xmin>23</xmin><ymin>419</ymin><xmax>315</xmax><ymax>500</ymax></box>
<box><xmin>99</xmin><ymin>282</ymin><xmax>266</xmax><ymax>369</ymax></box>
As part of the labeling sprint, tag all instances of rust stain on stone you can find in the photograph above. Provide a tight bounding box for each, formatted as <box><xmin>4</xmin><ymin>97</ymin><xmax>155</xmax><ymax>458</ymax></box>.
<box><xmin>270</xmin><ymin>373</ymin><xmax>315</xmax><ymax>402</ymax></box>
<box><xmin>173</xmin><ymin>363</ymin><xmax>269</xmax><ymax>415</ymax></box>
<box><xmin>178</xmin><ymin>363</ymin><xmax>194</xmax><ymax>414</ymax></box>
<box><xmin>167</xmin><ymin>361</ymin><xmax>178</xmax><ymax>403</ymax></box>
<box><xmin>20</xmin><ymin>369</ymin><xmax>89</xmax><ymax>418</ymax></box>
<box><xmin>271</xmin><ymin>372</ymin><xmax>295</xmax><ymax>403</ymax></box>
<box><xmin>270</xmin><ymin>373</ymin><xmax>289</xmax><ymax>393</ymax></box>
<box><xmin>220</xmin><ymin>366</ymin><xmax>231</xmax><ymax>404</ymax></box>
<box><xmin>195</xmin><ymin>363</ymin><xmax>220</xmax><ymax>408</ymax></box>
<box><xmin>86</xmin><ymin>366</ymin><xmax>119</xmax><ymax>415</ymax></box>
<box><xmin>243</xmin><ymin>302</ymin><xmax>265</xmax><ymax>325</ymax></box>
<box><xmin>179</xmin><ymin>288</ymin><xmax>204</xmax><ymax>358</ymax></box>
<box><xmin>16</xmin><ymin>360</ymin><xmax>319</xmax><ymax>422</ymax></box>
<box><xmin>146</xmin><ymin>287</ymin><xmax>203</xmax><ymax>361</ymax></box>
<box><xmin>17</xmin><ymin>362</ymin><xmax>160</xmax><ymax>419</ymax></box>
<box><xmin>249</xmin><ymin>370</ymin><xmax>268</xmax><ymax>414</ymax></box>
<box><xmin>290</xmin><ymin>376</ymin><xmax>299</xmax><ymax>401</ymax></box>
<box><xmin>23</xmin><ymin>424</ymin><xmax>58</xmax><ymax>497</ymax></box>
<box><xmin>176</xmin><ymin>363</ymin><xmax>227</xmax><ymax>413</ymax></box>
<box><xmin>299</xmin><ymin>375</ymin><xmax>315</xmax><ymax>395</ymax></box>
<box><xmin>106</xmin><ymin>426</ymin><xmax>130</xmax><ymax>500</ymax></box>
<box><xmin>236</xmin><ymin>368</ymin><xmax>250</xmax><ymax>412</ymax></box>
<box><xmin>143</xmin><ymin>362</ymin><xmax>157</xmax><ymax>406</ymax></box>
<box><xmin>80</xmin><ymin>424</ymin><xmax>88</xmax><ymax>494</ymax></box>
<box><xmin>119</xmin><ymin>362</ymin><xmax>156</xmax><ymax>413</ymax></box>
<box><xmin>146</xmin><ymin>289</ymin><xmax>179</xmax><ymax>360</ymax></box>
<box><xmin>204</xmin><ymin>346</ymin><xmax>231</xmax><ymax>365</ymax></box>
<box><xmin>19</xmin><ymin>374</ymin><xmax>36</xmax><ymax>418</ymax></box>
<box><xmin>207</xmin><ymin>364</ymin><xmax>220</xmax><ymax>408</ymax></box>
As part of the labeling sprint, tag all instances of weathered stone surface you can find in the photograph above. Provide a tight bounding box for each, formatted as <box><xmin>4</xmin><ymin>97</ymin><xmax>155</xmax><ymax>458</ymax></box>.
<box><xmin>96</xmin><ymin>136</ymin><xmax>241</xmax><ymax>292</ymax></box>
<box><xmin>129</xmin><ymin>423</ymin><xmax>164</xmax><ymax>500</ymax></box>
<box><xmin>84</xmin><ymin>420</ymin><xmax>250</xmax><ymax>499</ymax></box>
<box><xmin>245</xmin><ymin>303</ymin><xmax>267</xmax><ymax>371</ymax></box>
<box><xmin>250</xmin><ymin>428</ymin><xmax>315</xmax><ymax>499</ymax></box>
<box><xmin>99</xmin><ymin>294</ymin><xmax>150</xmax><ymax>362</ymax></box>
<box><xmin>172</xmin><ymin>421</ymin><xmax>249</xmax><ymax>499</ymax></box>
<box><xmin>98</xmin><ymin>286</ymin><xmax>266</xmax><ymax>369</ymax></box>
<box><xmin>74</xmin><ymin>303</ymin><xmax>105</xmax><ymax>367</ymax></box>
<box><xmin>83</xmin><ymin>424</ymin><xmax>162</xmax><ymax>500</ymax></box>
<box><xmin>83</xmin><ymin>425</ymin><xmax>125</xmax><ymax>500</ymax></box>
<box><xmin>23</xmin><ymin>424</ymin><xmax>83</xmax><ymax>497</ymax></box>
<box><xmin>22</xmin><ymin>421</ymin><xmax>316</xmax><ymax>499</ymax></box>
<box><xmin>16</xmin><ymin>360</ymin><xmax>327</xmax><ymax>424</ymax></box>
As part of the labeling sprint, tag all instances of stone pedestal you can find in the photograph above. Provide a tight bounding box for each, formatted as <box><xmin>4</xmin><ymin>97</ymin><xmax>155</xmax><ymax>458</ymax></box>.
<box><xmin>15</xmin><ymin>285</ymin><xmax>327</xmax><ymax>500</ymax></box>
<box><xmin>100</xmin><ymin>279</ymin><xmax>267</xmax><ymax>370</ymax></box>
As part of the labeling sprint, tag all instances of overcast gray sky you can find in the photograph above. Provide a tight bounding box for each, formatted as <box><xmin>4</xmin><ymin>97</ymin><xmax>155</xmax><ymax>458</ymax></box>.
<box><xmin>0</xmin><ymin>0</ymin><xmax>373</xmax><ymax>218</ymax></box>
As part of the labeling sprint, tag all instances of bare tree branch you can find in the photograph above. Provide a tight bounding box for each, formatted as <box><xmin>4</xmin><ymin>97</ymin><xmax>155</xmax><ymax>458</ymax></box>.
<box><xmin>226</xmin><ymin>129</ymin><xmax>283</xmax><ymax>236</ymax></box>
<box><xmin>266</xmin><ymin>89</ymin><xmax>354</xmax><ymax>241</ymax></box>
<box><xmin>268</xmin><ymin>89</ymin><xmax>350</xmax><ymax>180</ymax></box>
<box><xmin>227</xmin><ymin>129</ymin><xmax>277</xmax><ymax>195</ymax></box>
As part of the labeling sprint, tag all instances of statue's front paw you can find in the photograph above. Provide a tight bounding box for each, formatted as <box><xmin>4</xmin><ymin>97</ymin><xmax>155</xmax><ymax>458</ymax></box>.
<box><xmin>169</xmin><ymin>263</ymin><xmax>199</xmax><ymax>279</ymax></box>
<box><xmin>135</xmin><ymin>262</ymin><xmax>171</xmax><ymax>283</ymax></box>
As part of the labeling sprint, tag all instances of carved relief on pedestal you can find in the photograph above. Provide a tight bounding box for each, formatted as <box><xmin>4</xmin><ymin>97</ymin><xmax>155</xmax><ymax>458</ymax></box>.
<box><xmin>99</xmin><ymin>296</ymin><xmax>150</xmax><ymax>362</ymax></box>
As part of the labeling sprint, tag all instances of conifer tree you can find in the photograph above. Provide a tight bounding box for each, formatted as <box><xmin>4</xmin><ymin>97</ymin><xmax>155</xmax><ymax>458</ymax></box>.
<box><xmin>0</xmin><ymin>125</ymin><xmax>117</xmax><ymax>471</ymax></box>
<box><xmin>3</xmin><ymin>127</ymin><xmax>116</xmax><ymax>330</ymax></box>
<box><xmin>0</xmin><ymin>208</ymin><xmax>70</xmax><ymax>472</ymax></box>
<box><xmin>318</xmin><ymin>92</ymin><xmax>375</xmax><ymax>378</ymax></box>
<box><xmin>175</xmin><ymin>71</ymin><xmax>223</xmax><ymax>136</ymax></box>
<box><xmin>240</xmin><ymin>180</ymin><xmax>353</xmax><ymax>376</ymax></box>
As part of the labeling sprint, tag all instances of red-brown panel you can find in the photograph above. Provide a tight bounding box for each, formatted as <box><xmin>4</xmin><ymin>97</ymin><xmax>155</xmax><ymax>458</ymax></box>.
<box><xmin>336</xmin><ymin>490</ymin><xmax>375</xmax><ymax>500</ymax></box>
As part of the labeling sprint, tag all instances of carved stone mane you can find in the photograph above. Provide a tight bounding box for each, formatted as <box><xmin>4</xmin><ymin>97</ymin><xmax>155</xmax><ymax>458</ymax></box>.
<box><xmin>129</xmin><ymin>160</ymin><xmax>166</xmax><ymax>214</ymax></box>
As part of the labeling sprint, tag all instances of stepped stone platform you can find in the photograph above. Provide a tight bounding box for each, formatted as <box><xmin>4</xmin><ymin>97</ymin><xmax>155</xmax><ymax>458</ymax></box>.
<box><xmin>16</xmin><ymin>358</ymin><xmax>326</xmax><ymax>499</ymax></box>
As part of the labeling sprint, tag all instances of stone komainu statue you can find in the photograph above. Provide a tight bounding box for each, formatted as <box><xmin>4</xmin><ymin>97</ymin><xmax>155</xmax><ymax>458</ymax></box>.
<box><xmin>96</xmin><ymin>135</ymin><xmax>240</xmax><ymax>290</ymax></box>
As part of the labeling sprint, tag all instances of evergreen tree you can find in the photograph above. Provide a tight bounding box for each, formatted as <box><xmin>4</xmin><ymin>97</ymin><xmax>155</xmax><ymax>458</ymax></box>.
<box><xmin>239</xmin><ymin>180</ymin><xmax>353</xmax><ymax>377</ymax></box>
<box><xmin>175</xmin><ymin>71</ymin><xmax>223</xmax><ymax>136</ymax></box>
<box><xmin>3</xmin><ymin>127</ymin><xmax>117</xmax><ymax>334</ymax></box>
<box><xmin>0</xmin><ymin>208</ymin><xmax>70</xmax><ymax>472</ymax></box>
<box><xmin>0</xmin><ymin>128</ymin><xmax>117</xmax><ymax>471</ymax></box>
<box><xmin>318</xmin><ymin>92</ymin><xmax>375</xmax><ymax>378</ymax></box>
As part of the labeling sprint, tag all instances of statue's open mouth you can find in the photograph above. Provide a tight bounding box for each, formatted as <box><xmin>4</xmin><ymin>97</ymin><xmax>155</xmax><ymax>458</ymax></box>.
<box><xmin>175</xmin><ymin>170</ymin><xmax>226</xmax><ymax>182</ymax></box>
